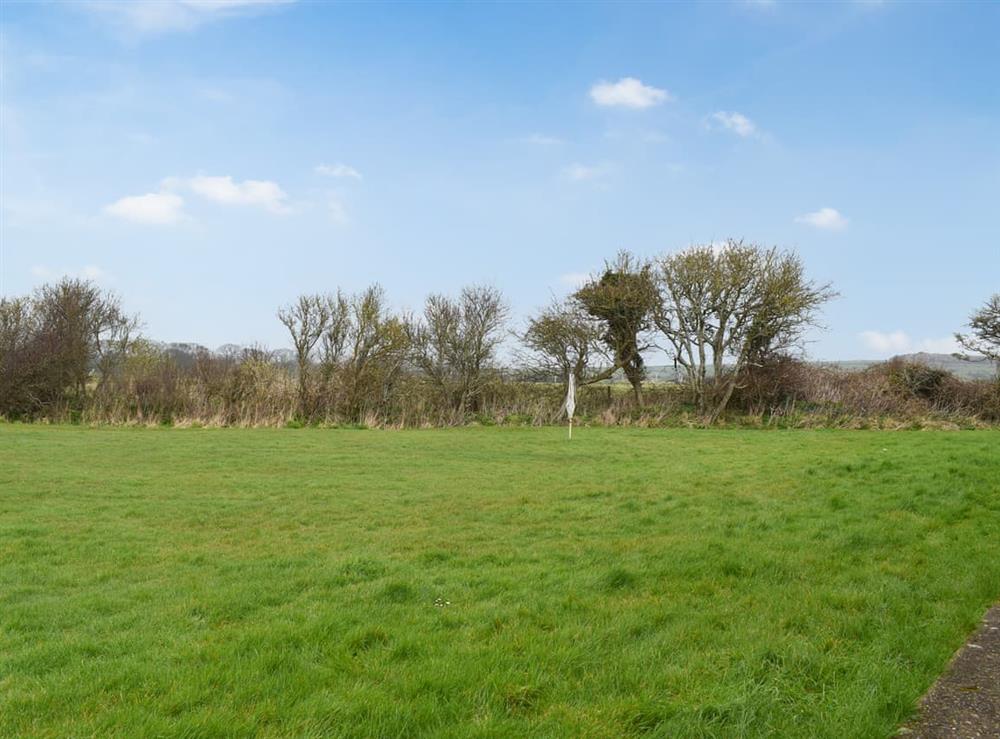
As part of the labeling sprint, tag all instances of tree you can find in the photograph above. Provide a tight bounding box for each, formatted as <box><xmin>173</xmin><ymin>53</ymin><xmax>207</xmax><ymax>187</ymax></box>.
<box><xmin>410</xmin><ymin>285</ymin><xmax>509</xmax><ymax>413</ymax></box>
<box><xmin>277</xmin><ymin>294</ymin><xmax>332</xmax><ymax>417</ymax></box>
<box><xmin>0</xmin><ymin>296</ymin><xmax>43</xmax><ymax>417</ymax></box>
<box><xmin>32</xmin><ymin>279</ymin><xmax>139</xmax><ymax>409</ymax></box>
<box><xmin>573</xmin><ymin>251</ymin><xmax>658</xmax><ymax>404</ymax></box>
<box><xmin>956</xmin><ymin>293</ymin><xmax>1000</xmax><ymax>363</ymax></box>
<box><xmin>321</xmin><ymin>285</ymin><xmax>410</xmax><ymax>419</ymax></box>
<box><xmin>0</xmin><ymin>280</ymin><xmax>139</xmax><ymax>418</ymax></box>
<box><xmin>319</xmin><ymin>291</ymin><xmax>351</xmax><ymax>372</ymax></box>
<box><xmin>654</xmin><ymin>240</ymin><xmax>834</xmax><ymax>422</ymax></box>
<box><xmin>521</xmin><ymin>298</ymin><xmax>606</xmax><ymax>395</ymax></box>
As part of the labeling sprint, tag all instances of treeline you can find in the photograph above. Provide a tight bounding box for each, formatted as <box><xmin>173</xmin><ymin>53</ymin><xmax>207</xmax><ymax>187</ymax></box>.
<box><xmin>2</xmin><ymin>242</ymin><xmax>998</xmax><ymax>427</ymax></box>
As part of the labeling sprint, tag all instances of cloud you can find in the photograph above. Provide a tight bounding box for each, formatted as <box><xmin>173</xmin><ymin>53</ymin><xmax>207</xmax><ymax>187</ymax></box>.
<box><xmin>860</xmin><ymin>330</ymin><xmax>910</xmax><ymax>354</ymax></box>
<box><xmin>590</xmin><ymin>77</ymin><xmax>671</xmax><ymax>109</ymax></box>
<box><xmin>82</xmin><ymin>0</ymin><xmax>295</xmax><ymax>36</ymax></box>
<box><xmin>107</xmin><ymin>175</ymin><xmax>291</xmax><ymax>222</ymax></box>
<box><xmin>104</xmin><ymin>192</ymin><xmax>185</xmax><ymax>224</ymax></box>
<box><xmin>563</xmin><ymin>163</ymin><xmax>611</xmax><ymax>182</ymax></box>
<box><xmin>187</xmin><ymin>175</ymin><xmax>290</xmax><ymax>213</ymax></box>
<box><xmin>795</xmin><ymin>207</ymin><xmax>848</xmax><ymax>231</ymax></box>
<box><xmin>709</xmin><ymin>111</ymin><xmax>758</xmax><ymax>138</ymax></box>
<box><xmin>860</xmin><ymin>331</ymin><xmax>960</xmax><ymax>357</ymax></box>
<box><xmin>315</xmin><ymin>163</ymin><xmax>362</xmax><ymax>179</ymax></box>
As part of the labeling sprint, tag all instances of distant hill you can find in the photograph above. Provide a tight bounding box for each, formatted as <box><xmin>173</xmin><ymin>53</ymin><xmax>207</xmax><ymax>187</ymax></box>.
<box><xmin>642</xmin><ymin>353</ymin><xmax>997</xmax><ymax>382</ymax></box>
<box><xmin>824</xmin><ymin>353</ymin><xmax>997</xmax><ymax>381</ymax></box>
<box><xmin>155</xmin><ymin>344</ymin><xmax>996</xmax><ymax>382</ymax></box>
<box><xmin>154</xmin><ymin>342</ymin><xmax>296</xmax><ymax>369</ymax></box>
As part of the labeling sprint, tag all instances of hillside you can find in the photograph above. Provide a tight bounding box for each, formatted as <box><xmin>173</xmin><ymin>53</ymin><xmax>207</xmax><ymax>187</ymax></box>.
<box><xmin>827</xmin><ymin>352</ymin><xmax>997</xmax><ymax>381</ymax></box>
<box><xmin>156</xmin><ymin>345</ymin><xmax>996</xmax><ymax>382</ymax></box>
<box><xmin>643</xmin><ymin>353</ymin><xmax>997</xmax><ymax>382</ymax></box>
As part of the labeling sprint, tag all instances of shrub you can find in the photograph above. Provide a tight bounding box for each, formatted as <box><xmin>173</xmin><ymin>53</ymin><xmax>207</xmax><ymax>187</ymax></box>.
<box><xmin>880</xmin><ymin>358</ymin><xmax>951</xmax><ymax>401</ymax></box>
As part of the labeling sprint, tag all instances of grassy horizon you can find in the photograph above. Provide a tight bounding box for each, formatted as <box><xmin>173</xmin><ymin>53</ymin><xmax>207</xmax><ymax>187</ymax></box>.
<box><xmin>2</xmin><ymin>426</ymin><xmax>999</xmax><ymax>737</ymax></box>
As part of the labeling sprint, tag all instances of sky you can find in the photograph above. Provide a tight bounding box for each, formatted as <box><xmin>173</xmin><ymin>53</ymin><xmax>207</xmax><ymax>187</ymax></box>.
<box><xmin>1</xmin><ymin>0</ymin><xmax>997</xmax><ymax>361</ymax></box>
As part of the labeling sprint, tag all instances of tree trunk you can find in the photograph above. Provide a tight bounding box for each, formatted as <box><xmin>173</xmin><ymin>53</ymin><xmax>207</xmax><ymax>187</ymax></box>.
<box><xmin>708</xmin><ymin>379</ymin><xmax>736</xmax><ymax>425</ymax></box>
<box><xmin>624</xmin><ymin>365</ymin><xmax>643</xmax><ymax>406</ymax></box>
<box><xmin>297</xmin><ymin>360</ymin><xmax>309</xmax><ymax>419</ymax></box>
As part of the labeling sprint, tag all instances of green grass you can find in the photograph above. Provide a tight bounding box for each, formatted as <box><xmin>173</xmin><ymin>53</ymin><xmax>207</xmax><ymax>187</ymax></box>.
<box><xmin>2</xmin><ymin>426</ymin><xmax>999</xmax><ymax>738</ymax></box>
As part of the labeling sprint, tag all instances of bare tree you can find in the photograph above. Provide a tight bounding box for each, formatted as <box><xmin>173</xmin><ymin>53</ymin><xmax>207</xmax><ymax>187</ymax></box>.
<box><xmin>277</xmin><ymin>294</ymin><xmax>332</xmax><ymax>417</ymax></box>
<box><xmin>956</xmin><ymin>293</ymin><xmax>1000</xmax><ymax>364</ymax></box>
<box><xmin>654</xmin><ymin>240</ymin><xmax>835</xmax><ymax>422</ymax></box>
<box><xmin>318</xmin><ymin>291</ymin><xmax>351</xmax><ymax>370</ymax></box>
<box><xmin>0</xmin><ymin>297</ymin><xmax>36</xmax><ymax>358</ymax></box>
<box><xmin>328</xmin><ymin>285</ymin><xmax>410</xmax><ymax>419</ymax></box>
<box><xmin>410</xmin><ymin>285</ymin><xmax>509</xmax><ymax>413</ymax></box>
<box><xmin>93</xmin><ymin>302</ymin><xmax>141</xmax><ymax>395</ymax></box>
<box><xmin>521</xmin><ymin>298</ymin><xmax>606</xmax><ymax>395</ymax></box>
<box><xmin>573</xmin><ymin>251</ymin><xmax>658</xmax><ymax>404</ymax></box>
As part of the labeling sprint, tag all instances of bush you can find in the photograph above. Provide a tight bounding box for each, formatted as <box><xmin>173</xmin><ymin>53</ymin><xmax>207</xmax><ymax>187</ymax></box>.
<box><xmin>879</xmin><ymin>358</ymin><xmax>951</xmax><ymax>401</ymax></box>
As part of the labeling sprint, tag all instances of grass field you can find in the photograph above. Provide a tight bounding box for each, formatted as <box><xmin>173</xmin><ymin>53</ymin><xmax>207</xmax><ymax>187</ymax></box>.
<box><xmin>2</xmin><ymin>426</ymin><xmax>999</xmax><ymax>737</ymax></box>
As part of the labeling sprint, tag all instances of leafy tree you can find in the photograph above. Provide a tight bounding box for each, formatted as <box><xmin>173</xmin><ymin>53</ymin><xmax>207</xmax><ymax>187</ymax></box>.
<box><xmin>0</xmin><ymin>296</ymin><xmax>44</xmax><ymax>417</ymax></box>
<box><xmin>521</xmin><ymin>298</ymin><xmax>606</xmax><ymax>396</ymax></box>
<box><xmin>573</xmin><ymin>251</ymin><xmax>658</xmax><ymax>404</ymax></box>
<box><xmin>655</xmin><ymin>241</ymin><xmax>834</xmax><ymax>422</ymax></box>
<box><xmin>956</xmin><ymin>293</ymin><xmax>1000</xmax><ymax>363</ymax></box>
<box><xmin>0</xmin><ymin>279</ymin><xmax>139</xmax><ymax>418</ymax></box>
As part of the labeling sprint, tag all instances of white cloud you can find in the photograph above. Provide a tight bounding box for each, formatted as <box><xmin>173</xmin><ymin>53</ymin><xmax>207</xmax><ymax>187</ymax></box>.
<box><xmin>187</xmin><ymin>175</ymin><xmax>290</xmax><ymax>213</ymax></box>
<box><xmin>104</xmin><ymin>192</ymin><xmax>185</xmax><ymax>225</ymax></box>
<box><xmin>82</xmin><ymin>0</ymin><xmax>295</xmax><ymax>36</ymax></box>
<box><xmin>710</xmin><ymin>111</ymin><xmax>758</xmax><ymax>138</ymax></box>
<box><xmin>590</xmin><ymin>77</ymin><xmax>671</xmax><ymax>109</ymax></box>
<box><xmin>860</xmin><ymin>330</ymin><xmax>910</xmax><ymax>354</ymax></box>
<box><xmin>795</xmin><ymin>207</ymin><xmax>848</xmax><ymax>231</ymax></box>
<box><xmin>564</xmin><ymin>163</ymin><xmax>610</xmax><ymax>182</ymax></box>
<box><xmin>108</xmin><ymin>175</ymin><xmax>291</xmax><ymax>222</ymax></box>
<box><xmin>315</xmin><ymin>163</ymin><xmax>362</xmax><ymax>179</ymax></box>
<box><xmin>860</xmin><ymin>331</ymin><xmax>960</xmax><ymax>357</ymax></box>
<box><xmin>919</xmin><ymin>337</ymin><xmax>962</xmax><ymax>354</ymax></box>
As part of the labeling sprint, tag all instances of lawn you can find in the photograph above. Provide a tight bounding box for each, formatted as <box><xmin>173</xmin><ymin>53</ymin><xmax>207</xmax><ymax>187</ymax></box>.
<box><xmin>1</xmin><ymin>426</ymin><xmax>999</xmax><ymax>738</ymax></box>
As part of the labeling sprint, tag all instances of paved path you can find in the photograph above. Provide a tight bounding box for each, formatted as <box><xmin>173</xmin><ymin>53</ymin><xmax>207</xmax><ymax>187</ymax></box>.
<box><xmin>899</xmin><ymin>604</ymin><xmax>1000</xmax><ymax>738</ymax></box>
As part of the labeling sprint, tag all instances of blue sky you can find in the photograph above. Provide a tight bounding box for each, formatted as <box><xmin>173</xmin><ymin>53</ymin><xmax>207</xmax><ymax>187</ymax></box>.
<box><xmin>2</xmin><ymin>0</ymin><xmax>997</xmax><ymax>360</ymax></box>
